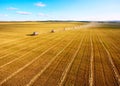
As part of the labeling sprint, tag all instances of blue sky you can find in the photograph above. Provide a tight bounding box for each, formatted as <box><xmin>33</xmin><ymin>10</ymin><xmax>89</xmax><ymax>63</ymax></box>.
<box><xmin>0</xmin><ymin>0</ymin><xmax>120</xmax><ymax>21</ymax></box>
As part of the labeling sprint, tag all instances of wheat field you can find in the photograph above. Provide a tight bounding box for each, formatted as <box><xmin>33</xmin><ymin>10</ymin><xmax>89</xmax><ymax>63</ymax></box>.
<box><xmin>0</xmin><ymin>22</ymin><xmax>120</xmax><ymax>86</ymax></box>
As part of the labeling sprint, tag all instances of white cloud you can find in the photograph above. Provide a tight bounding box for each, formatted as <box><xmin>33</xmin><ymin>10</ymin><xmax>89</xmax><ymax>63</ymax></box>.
<box><xmin>7</xmin><ymin>7</ymin><xmax>18</xmax><ymax>10</ymax></box>
<box><xmin>16</xmin><ymin>11</ymin><xmax>32</xmax><ymax>15</ymax></box>
<box><xmin>35</xmin><ymin>2</ymin><xmax>46</xmax><ymax>7</ymax></box>
<box><xmin>0</xmin><ymin>14</ymin><xmax>8</xmax><ymax>17</ymax></box>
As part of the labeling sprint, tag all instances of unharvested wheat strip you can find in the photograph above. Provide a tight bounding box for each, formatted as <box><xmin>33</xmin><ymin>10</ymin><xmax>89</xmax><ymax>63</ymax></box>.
<box><xmin>0</xmin><ymin>33</ymin><xmax>70</xmax><ymax>85</ymax></box>
<box><xmin>58</xmin><ymin>34</ymin><xmax>85</xmax><ymax>86</ymax></box>
<box><xmin>0</xmin><ymin>34</ymin><xmax>57</xmax><ymax>59</ymax></box>
<box><xmin>25</xmin><ymin>33</ymin><xmax>79</xmax><ymax>86</ymax></box>
<box><xmin>89</xmin><ymin>32</ymin><xmax>94</xmax><ymax>86</ymax></box>
<box><xmin>0</xmin><ymin>34</ymin><xmax>64</xmax><ymax>68</ymax></box>
<box><xmin>97</xmin><ymin>34</ymin><xmax>120</xmax><ymax>85</ymax></box>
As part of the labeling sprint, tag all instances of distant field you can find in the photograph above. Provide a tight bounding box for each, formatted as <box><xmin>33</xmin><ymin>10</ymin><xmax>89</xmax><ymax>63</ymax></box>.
<box><xmin>0</xmin><ymin>22</ymin><xmax>119</xmax><ymax>86</ymax></box>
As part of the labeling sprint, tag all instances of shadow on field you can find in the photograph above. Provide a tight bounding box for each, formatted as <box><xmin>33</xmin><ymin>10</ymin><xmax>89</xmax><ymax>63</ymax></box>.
<box><xmin>26</xmin><ymin>34</ymin><xmax>36</xmax><ymax>36</ymax></box>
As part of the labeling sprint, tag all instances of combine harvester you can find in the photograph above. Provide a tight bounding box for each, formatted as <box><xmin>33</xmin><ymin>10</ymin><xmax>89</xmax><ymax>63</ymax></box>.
<box><xmin>51</xmin><ymin>29</ymin><xmax>55</xmax><ymax>33</ymax></box>
<box><xmin>32</xmin><ymin>32</ymin><xmax>39</xmax><ymax>36</ymax></box>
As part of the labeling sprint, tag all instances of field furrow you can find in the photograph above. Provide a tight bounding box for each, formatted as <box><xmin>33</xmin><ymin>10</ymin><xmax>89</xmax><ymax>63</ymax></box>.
<box><xmin>93</xmin><ymin>33</ymin><xmax>107</xmax><ymax>86</ymax></box>
<box><xmin>57</xmin><ymin>32</ymin><xmax>87</xmax><ymax>86</ymax></box>
<box><xmin>58</xmin><ymin>32</ymin><xmax>86</xmax><ymax>86</ymax></box>
<box><xmin>0</xmin><ymin>31</ymin><xmax>79</xmax><ymax>86</ymax></box>
<box><xmin>97</xmin><ymin>33</ymin><xmax>120</xmax><ymax>85</ymax></box>
<box><xmin>0</xmin><ymin>34</ymin><xmax>49</xmax><ymax>57</ymax></box>
<box><xmin>97</xmin><ymin>30</ymin><xmax>120</xmax><ymax>74</ymax></box>
<box><xmin>93</xmin><ymin>32</ymin><xmax>119</xmax><ymax>86</ymax></box>
<box><xmin>0</xmin><ymin>22</ymin><xmax>120</xmax><ymax>86</ymax></box>
<box><xmin>0</xmin><ymin>32</ymin><xmax>70</xmax><ymax>83</ymax></box>
<box><xmin>89</xmin><ymin>30</ymin><xmax>94</xmax><ymax>86</ymax></box>
<box><xmin>100</xmin><ymin>30</ymin><xmax>120</xmax><ymax>49</ymax></box>
<box><xmin>0</xmin><ymin>33</ymin><xmax>64</xmax><ymax>66</ymax></box>
<box><xmin>26</xmin><ymin>31</ymin><xmax>85</xmax><ymax>86</ymax></box>
<box><xmin>64</xmin><ymin>31</ymin><xmax>91</xmax><ymax>86</ymax></box>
